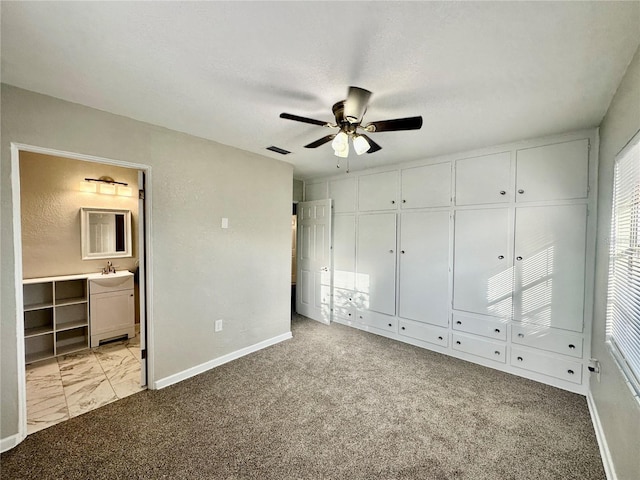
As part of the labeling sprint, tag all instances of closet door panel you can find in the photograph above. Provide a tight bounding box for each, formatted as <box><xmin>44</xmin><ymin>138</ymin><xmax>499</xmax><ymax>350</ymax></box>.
<box><xmin>357</xmin><ymin>213</ymin><xmax>397</xmax><ymax>316</ymax></box>
<box><xmin>330</xmin><ymin>177</ymin><xmax>357</xmax><ymax>213</ymax></box>
<box><xmin>332</xmin><ymin>215</ymin><xmax>356</xmax><ymax>290</ymax></box>
<box><xmin>358</xmin><ymin>171</ymin><xmax>398</xmax><ymax>211</ymax></box>
<box><xmin>399</xmin><ymin>211</ymin><xmax>450</xmax><ymax>326</ymax></box>
<box><xmin>453</xmin><ymin>208</ymin><xmax>513</xmax><ymax>318</ymax></box>
<box><xmin>401</xmin><ymin>163</ymin><xmax>451</xmax><ymax>209</ymax></box>
<box><xmin>513</xmin><ymin>204</ymin><xmax>587</xmax><ymax>332</ymax></box>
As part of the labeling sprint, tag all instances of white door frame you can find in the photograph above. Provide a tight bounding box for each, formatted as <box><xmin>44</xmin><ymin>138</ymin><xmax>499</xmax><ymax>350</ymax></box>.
<box><xmin>10</xmin><ymin>142</ymin><xmax>154</xmax><ymax>441</ymax></box>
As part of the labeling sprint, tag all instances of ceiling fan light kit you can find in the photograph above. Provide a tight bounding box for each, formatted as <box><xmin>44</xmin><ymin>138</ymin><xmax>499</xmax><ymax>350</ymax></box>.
<box><xmin>280</xmin><ymin>86</ymin><xmax>423</xmax><ymax>167</ymax></box>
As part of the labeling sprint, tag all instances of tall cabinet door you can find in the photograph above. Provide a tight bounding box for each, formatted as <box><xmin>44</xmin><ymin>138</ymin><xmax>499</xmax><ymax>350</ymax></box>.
<box><xmin>513</xmin><ymin>204</ymin><xmax>587</xmax><ymax>332</ymax></box>
<box><xmin>399</xmin><ymin>211</ymin><xmax>450</xmax><ymax>326</ymax></box>
<box><xmin>333</xmin><ymin>215</ymin><xmax>356</xmax><ymax>290</ymax></box>
<box><xmin>357</xmin><ymin>213</ymin><xmax>397</xmax><ymax>316</ymax></box>
<box><xmin>453</xmin><ymin>208</ymin><xmax>513</xmax><ymax>318</ymax></box>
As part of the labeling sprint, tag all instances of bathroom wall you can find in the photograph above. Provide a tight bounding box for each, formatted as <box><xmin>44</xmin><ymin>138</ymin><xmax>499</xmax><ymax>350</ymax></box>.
<box><xmin>1</xmin><ymin>85</ymin><xmax>293</xmax><ymax>445</ymax></box>
<box><xmin>590</xmin><ymin>45</ymin><xmax>640</xmax><ymax>479</ymax></box>
<box><xmin>19</xmin><ymin>152</ymin><xmax>139</xmax><ymax>279</ymax></box>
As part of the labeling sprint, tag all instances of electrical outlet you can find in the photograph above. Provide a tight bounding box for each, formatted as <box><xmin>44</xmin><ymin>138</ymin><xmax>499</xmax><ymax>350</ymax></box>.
<box><xmin>215</xmin><ymin>319</ymin><xmax>223</xmax><ymax>332</ymax></box>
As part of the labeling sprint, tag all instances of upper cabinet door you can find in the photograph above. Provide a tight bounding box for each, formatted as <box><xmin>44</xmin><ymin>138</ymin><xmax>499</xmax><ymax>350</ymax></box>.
<box><xmin>513</xmin><ymin>204</ymin><xmax>587</xmax><ymax>332</ymax></box>
<box><xmin>515</xmin><ymin>139</ymin><xmax>589</xmax><ymax>202</ymax></box>
<box><xmin>330</xmin><ymin>177</ymin><xmax>357</xmax><ymax>213</ymax></box>
<box><xmin>358</xmin><ymin>171</ymin><xmax>398</xmax><ymax>211</ymax></box>
<box><xmin>400</xmin><ymin>163</ymin><xmax>451</xmax><ymax>209</ymax></box>
<box><xmin>455</xmin><ymin>152</ymin><xmax>511</xmax><ymax>205</ymax></box>
<box><xmin>453</xmin><ymin>208</ymin><xmax>513</xmax><ymax>318</ymax></box>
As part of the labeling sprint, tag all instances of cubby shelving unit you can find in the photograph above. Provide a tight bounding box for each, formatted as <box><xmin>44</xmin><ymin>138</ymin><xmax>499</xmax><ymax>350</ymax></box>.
<box><xmin>23</xmin><ymin>275</ymin><xmax>90</xmax><ymax>364</ymax></box>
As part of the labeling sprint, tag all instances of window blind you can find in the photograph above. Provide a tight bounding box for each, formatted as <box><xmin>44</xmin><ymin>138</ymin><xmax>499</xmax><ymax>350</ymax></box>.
<box><xmin>606</xmin><ymin>131</ymin><xmax>640</xmax><ymax>398</ymax></box>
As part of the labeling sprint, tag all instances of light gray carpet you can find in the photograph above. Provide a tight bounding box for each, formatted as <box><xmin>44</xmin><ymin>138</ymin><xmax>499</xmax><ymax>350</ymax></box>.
<box><xmin>1</xmin><ymin>314</ymin><xmax>605</xmax><ymax>479</ymax></box>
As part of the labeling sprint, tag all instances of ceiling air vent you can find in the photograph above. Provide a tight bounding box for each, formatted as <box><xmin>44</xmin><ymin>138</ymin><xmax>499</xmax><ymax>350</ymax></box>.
<box><xmin>266</xmin><ymin>146</ymin><xmax>291</xmax><ymax>155</ymax></box>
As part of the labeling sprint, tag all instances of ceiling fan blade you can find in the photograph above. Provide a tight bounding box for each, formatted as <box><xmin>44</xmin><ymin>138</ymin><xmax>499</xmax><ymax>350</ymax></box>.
<box><xmin>365</xmin><ymin>116</ymin><xmax>423</xmax><ymax>132</ymax></box>
<box><xmin>360</xmin><ymin>134</ymin><xmax>382</xmax><ymax>153</ymax></box>
<box><xmin>304</xmin><ymin>134</ymin><xmax>336</xmax><ymax>148</ymax></box>
<box><xmin>344</xmin><ymin>86</ymin><xmax>372</xmax><ymax>124</ymax></box>
<box><xmin>280</xmin><ymin>113</ymin><xmax>329</xmax><ymax>127</ymax></box>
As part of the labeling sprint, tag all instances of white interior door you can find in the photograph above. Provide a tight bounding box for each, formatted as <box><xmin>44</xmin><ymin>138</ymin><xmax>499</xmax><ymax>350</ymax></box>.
<box><xmin>137</xmin><ymin>170</ymin><xmax>147</xmax><ymax>386</ymax></box>
<box><xmin>296</xmin><ymin>199</ymin><xmax>332</xmax><ymax>324</ymax></box>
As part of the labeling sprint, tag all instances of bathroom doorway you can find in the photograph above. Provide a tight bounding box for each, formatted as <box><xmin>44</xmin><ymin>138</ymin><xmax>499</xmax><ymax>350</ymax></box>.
<box><xmin>11</xmin><ymin>143</ymin><xmax>153</xmax><ymax>436</ymax></box>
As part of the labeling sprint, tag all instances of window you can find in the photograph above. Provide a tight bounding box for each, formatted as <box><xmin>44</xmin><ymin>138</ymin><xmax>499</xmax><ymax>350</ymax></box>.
<box><xmin>606</xmin><ymin>130</ymin><xmax>640</xmax><ymax>398</ymax></box>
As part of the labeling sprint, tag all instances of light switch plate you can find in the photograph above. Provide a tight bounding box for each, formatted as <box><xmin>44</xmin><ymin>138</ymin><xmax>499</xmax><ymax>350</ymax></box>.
<box><xmin>221</xmin><ymin>218</ymin><xmax>229</xmax><ymax>229</ymax></box>
<box><xmin>215</xmin><ymin>319</ymin><xmax>223</xmax><ymax>332</ymax></box>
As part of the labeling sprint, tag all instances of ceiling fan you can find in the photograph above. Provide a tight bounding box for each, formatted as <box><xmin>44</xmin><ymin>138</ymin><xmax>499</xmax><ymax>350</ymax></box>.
<box><xmin>280</xmin><ymin>86</ymin><xmax>423</xmax><ymax>158</ymax></box>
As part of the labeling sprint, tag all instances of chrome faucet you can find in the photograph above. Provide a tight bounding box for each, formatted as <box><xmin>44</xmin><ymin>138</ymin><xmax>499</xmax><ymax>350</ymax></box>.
<box><xmin>102</xmin><ymin>261</ymin><xmax>116</xmax><ymax>275</ymax></box>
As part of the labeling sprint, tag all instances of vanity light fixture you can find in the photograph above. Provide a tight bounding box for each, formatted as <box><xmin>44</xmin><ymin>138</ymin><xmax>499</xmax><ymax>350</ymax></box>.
<box><xmin>81</xmin><ymin>176</ymin><xmax>132</xmax><ymax>197</ymax></box>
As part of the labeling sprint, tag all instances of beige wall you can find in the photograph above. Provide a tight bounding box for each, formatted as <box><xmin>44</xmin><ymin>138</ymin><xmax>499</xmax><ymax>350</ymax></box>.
<box><xmin>591</xmin><ymin>45</ymin><xmax>640</xmax><ymax>479</ymax></box>
<box><xmin>1</xmin><ymin>85</ymin><xmax>293</xmax><ymax>442</ymax></box>
<box><xmin>19</xmin><ymin>152</ymin><xmax>139</xmax><ymax>279</ymax></box>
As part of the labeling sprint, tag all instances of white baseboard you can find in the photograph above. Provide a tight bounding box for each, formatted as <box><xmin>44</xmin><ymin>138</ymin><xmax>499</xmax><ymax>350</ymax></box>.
<box><xmin>153</xmin><ymin>331</ymin><xmax>293</xmax><ymax>390</ymax></box>
<box><xmin>587</xmin><ymin>391</ymin><xmax>617</xmax><ymax>480</ymax></box>
<box><xmin>1</xmin><ymin>432</ymin><xmax>25</xmax><ymax>453</ymax></box>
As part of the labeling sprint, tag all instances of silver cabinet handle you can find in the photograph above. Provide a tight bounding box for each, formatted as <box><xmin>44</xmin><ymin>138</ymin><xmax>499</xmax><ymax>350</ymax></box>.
<box><xmin>500</xmin><ymin>191</ymin><xmax>506</xmax><ymax>195</ymax></box>
<box><xmin>517</xmin><ymin>356</ymin><xmax>523</xmax><ymax>361</ymax></box>
<box><xmin>518</xmin><ymin>189</ymin><xmax>524</xmax><ymax>194</ymax></box>
<box><xmin>498</xmin><ymin>255</ymin><xmax>504</xmax><ymax>260</ymax></box>
<box><xmin>518</xmin><ymin>333</ymin><xmax>525</xmax><ymax>338</ymax></box>
<box><xmin>516</xmin><ymin>256</ymin><xmax>523</xmax><ymax>261</ymax></box>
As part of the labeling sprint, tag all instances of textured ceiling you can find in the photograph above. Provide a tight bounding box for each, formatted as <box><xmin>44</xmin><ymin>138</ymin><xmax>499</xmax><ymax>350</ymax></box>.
<box><xmin>2</xmin><ymin>2</ymin><xmax>639</xmax><ymax>179</ymax></box>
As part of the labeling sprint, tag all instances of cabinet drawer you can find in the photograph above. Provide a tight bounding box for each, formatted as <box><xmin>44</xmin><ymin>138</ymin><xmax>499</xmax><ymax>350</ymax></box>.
<box><xmin>511</xmin><ymin>347</ymin><xmax>582</xmax><ymax>384</ymax></box>
<box><xmin>399</xmin><ymin>319</ymin><xmax>448</xmax><ymax>347</ymax></box>
<box><xmin>89</xmin><ymin>275</ymin><xmax>134</xmax><ymax>294</ymax></box>
<box><xmin>452</xmin><ymin>313</ymin><xmax>507</xmax><ymax>341</ymax></box>
<box><xmin>512</xmin><ymin>325</ymin><xmax>583</xmax><ymax>358</ymax></box>
<box><xmin>357</xmin><ymin>310</ymin><xmax>396</xmax><ymax>332</ymax></box>
<box><xmin>333</xmin><ymin>305</ymin><xmax>356</xmax><ymax>322</ymax></box>
<box><xmin>452</xmin><ymin>333</ymin><xmax>506</xmax><ymax>363</ymax></box>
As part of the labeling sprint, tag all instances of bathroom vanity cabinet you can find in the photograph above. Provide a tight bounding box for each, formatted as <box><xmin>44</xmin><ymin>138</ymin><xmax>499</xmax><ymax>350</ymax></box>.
<box><xmin>22</xmin><ymin>271</ymin><xmax>135</xmax><ymax>364</ymax></box>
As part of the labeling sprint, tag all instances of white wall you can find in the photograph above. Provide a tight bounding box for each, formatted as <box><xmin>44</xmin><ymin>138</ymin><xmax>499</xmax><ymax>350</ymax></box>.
<box><xmin>591</xmin><ymin>46</ymin><xmax>640</xmax><ymax>479</ymax></box>
<box><xmin>1</xmin><ymin>85</ymin><xmax>293</xmax><ymax>443</ymax></box>
<box><xmin>19</xmin><ymin>151</ymin><xmax>139</xmax><ymax>279</ymax></box>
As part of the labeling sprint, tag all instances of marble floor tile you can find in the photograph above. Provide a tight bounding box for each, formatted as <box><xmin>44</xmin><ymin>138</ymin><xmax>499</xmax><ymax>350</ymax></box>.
<box><xmin>26</xmin><ymin>358</ymin><xmax>60</xmax><ymax>380</ymax></box>
<box><xmin>27</xmin><ymin>380</ymin><xmax>66</xmax><ymax>415</ymax></box>
<box><xmin>98</xmin><ymin>354</ymin><xmax>140</xmax><ymax>384</ymax></box>
<box><xmin>58</xmin><ymin>352</ymin><xmax>105</xmax><ymax>385</ymax></box>
<box><xmin>64</xmin><ymin>375</ymin><xmax>118</xmax><ymax>418</ymax></box>
<box><xmin>27</xmin><ymin>402</ymin><xmax>69</xmax><ymax>435</ymax></box>
<box><xmin>111</xmin><ymin>372</ymin><xmax>145</xmax><ymax>399</ymax></box>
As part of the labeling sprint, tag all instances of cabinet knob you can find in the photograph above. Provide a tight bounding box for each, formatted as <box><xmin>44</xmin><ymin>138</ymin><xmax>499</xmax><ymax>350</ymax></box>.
<box><xmin>456</xmin><ymin>320</ymin><xmax>462</xmax><ymax>325</ymax></box>
<box><xmin>438</xmin><ymin>336</ymin><xmax>443</xmax><ymax>340</ymax></box>
<box><xmin>391</xmin><ymin>200</ymin><xmax>395</xmax><ymax>204</ymax></box>
<box><xmin>389</xmin><ymin>249</ymin><xmax>394</xmax><ymax>253</ymax></box>
<box><xmin>401</xmin><ymin>326</ymin><xmax>406</xmax><ymax>330</ymax></box>
<box><xmin>388</xmin><ymin>323</ymin><xmax>392</xmax><ymax>327</ymax></box>
<box><xmin>359</xmin><ymin>315</ymin><xmax>363</xmax><ymax>319</ymax></box>
<box><xmin>518</xmin><ymin>333</ymin><xmax>525</xmax><ymax>338</ymax></box>
<box><xmin>517</xmin><ymin>356</ymin><xmax>523</xmax><ymax>362</ymax></box>
<box><xmin>130</xmin><ymin>294</ymin><xmax>134</xmax><ymax>297</ymax></box>
<box><xmin>402</xmin><ymin>199</ymin><xmax>406</xmax><ymax>203</ymax></box>
<box><xmin>498</xmin><ymin>255</ymin><xmax>504</xmax><ymax>260</ymax></box>
<box><xmin>401</xmin><ymin>250</ymin><xmax>406</xmax><ymax>254</ymax></box>
<box><xmin>516</xmin><ymin>256</ymin><xmax>523</xmax><ymax>261</ymax></box>
<box><xmin>348</xmin><ymin>297</ymin><xmax>352</xmax><ymax>302</ymax></box>
<box><xmin>569</xmin><ymin>344</ymin><xmax>575</xmax><ymax>349</ymax></box>
<box><xmin>518</xmin><ymin>189</ymin><xmax>524</xmax><ymax>194</ymax></box>
<box><xmin>348</xmin><ymin>313</ymin><xmax>351</xmax><ymax>317</ymax></box>
<box><xmin>494</xmin><ymin>328</ymin><xmax>501</xmax><ymax>333</ymax></box>
<box><xmin>499</xmin><ymin>190</ymin><xmax>506</xmax><ymax>195</ymax></box>
<box><xmin>494</xmin><ymin>351</ymin><xmax>501</xmax><ymax>355</ymax></box>
<box><xmin>567</xmin><ymin>369</ymin><xmax>575</xmax><ymax>375</ymax></box>
<box><xmin>456</xmin><ymin>340</ymin><xmax>461</xmax><ymax>345</ymax></box>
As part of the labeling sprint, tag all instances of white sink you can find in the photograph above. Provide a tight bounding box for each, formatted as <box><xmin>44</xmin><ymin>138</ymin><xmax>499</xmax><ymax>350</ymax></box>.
<box><xmin>88</xmin><ymin>271</ymin><xmax>134</xmax><ymax>292</ymax></box>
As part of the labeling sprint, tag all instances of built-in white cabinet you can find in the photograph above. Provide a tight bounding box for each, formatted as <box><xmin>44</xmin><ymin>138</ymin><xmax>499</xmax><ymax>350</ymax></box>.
<box><xmin>23</xmin><ymin>277</ymin><xmax>89</xmax><ymax>364</ymax></box>
<box><xmin>515</xmin><ymin>139</ymin><xmax>589</xmax><ymax>202</ymax></box>
<box><xmin>329</xmin><ymin>177</ymin><xmax>357</xmax><ymax>213</ymax></box>
<box><xmin>512</xmin><ymin>204</ymin><xmax>587</xmax><ymax>332</ymax></box>
<box><xmin>453</xmin><ymin>208</ymin><xmax>513</xmax><ymax>318</ymax></box>
<box><xmin>358</xmin><ymin>171</ymin><xmax>398</xmax><ymax>211</ymax></box>
<box><xmin>398</xmin><ymin>211</ymin><xmax>450</xmax><ymax>326</ymax></box>
<box><xmin>90</xmin><ymin>273</ymin><xmax>135</xmax><ymax>347</ymax></box>
<box><xmin>400</xmin><ymin>163</ymin><xmax>451</xmax><ymax>209</ymax></box>
<box><xmin>455</xmin><ymin>152</ymin><xmax>511</xmax><ymax>205</ymax></box>
<box><xmin>357</xmin><ymin>213</ymin><xmax>396</xmax><ymax>316</ymax></box>
<box><xmin>311</xmin><ymin>131</ymin><xmax>595</xmax><ymax>394</ymax></box>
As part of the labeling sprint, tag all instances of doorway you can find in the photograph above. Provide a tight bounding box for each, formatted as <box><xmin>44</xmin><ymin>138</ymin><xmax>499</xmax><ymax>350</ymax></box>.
<box><xmin>11</xmin><ymin>143</ymin><xmax>153</xmax><ymax>437</ymax></box>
